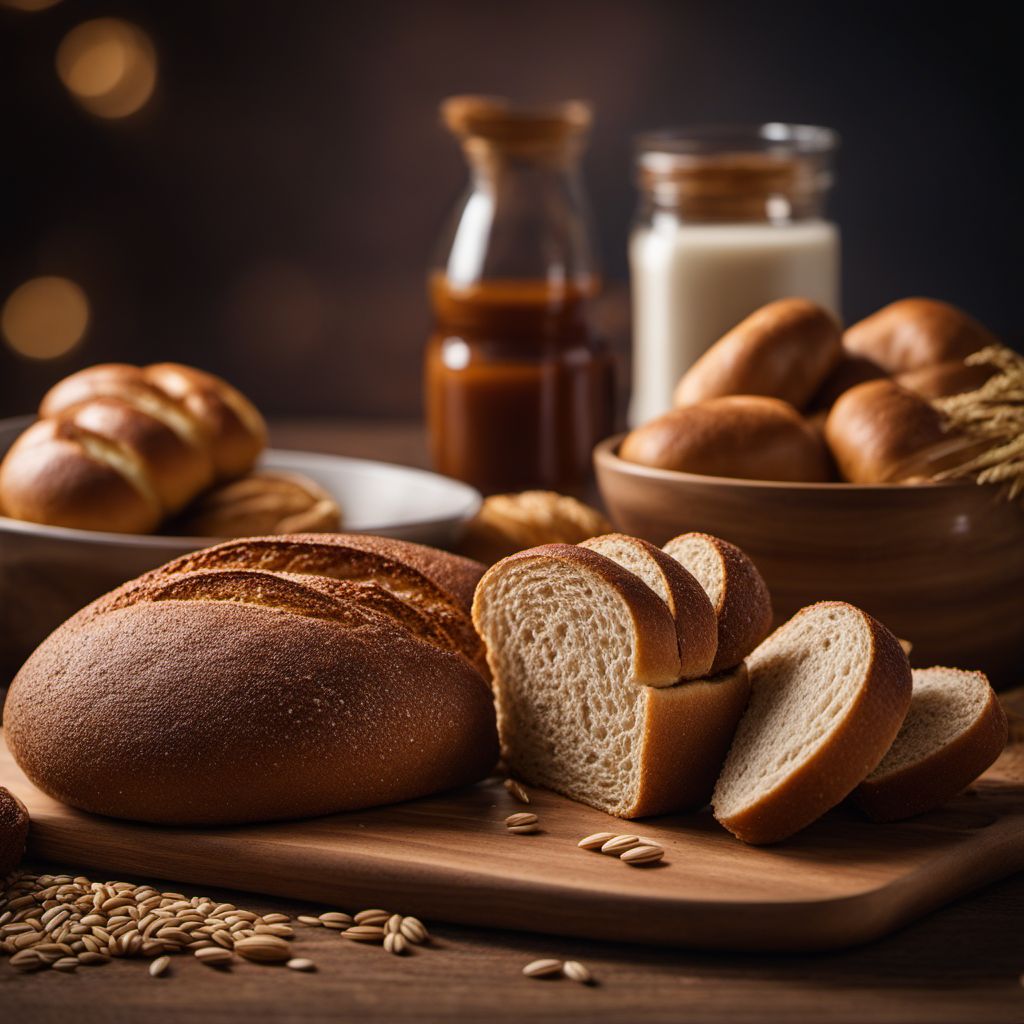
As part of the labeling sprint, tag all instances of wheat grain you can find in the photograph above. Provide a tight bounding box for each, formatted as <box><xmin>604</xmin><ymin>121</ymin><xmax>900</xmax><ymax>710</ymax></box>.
<box><xmin>562</xmin><ymin>960</ymin><xmax>593</xmax><ymax>984</ymax></box>
<box><xmin>523</xmin><ymin>958</ymin><xmax>562</xmax><ymax>978</ymax></box>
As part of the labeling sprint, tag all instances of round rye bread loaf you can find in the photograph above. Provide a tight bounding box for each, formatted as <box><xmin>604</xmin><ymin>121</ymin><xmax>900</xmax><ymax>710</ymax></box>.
<box><xmin>5</xmin><ymin>535</ymin><xmax>498</xmax><ymax>825</ymax></box>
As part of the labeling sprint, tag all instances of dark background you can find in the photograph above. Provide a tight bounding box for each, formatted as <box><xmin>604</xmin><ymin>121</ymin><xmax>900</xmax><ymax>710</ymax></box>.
<box><xmin>1</xmin><ymin>0</ymin><xmax>1020</xmax><ymax>420</ymax></box>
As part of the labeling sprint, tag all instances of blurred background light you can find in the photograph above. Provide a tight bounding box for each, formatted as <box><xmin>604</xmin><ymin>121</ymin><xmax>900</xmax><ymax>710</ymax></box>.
<box><xmin>0</xmin><ymin>0</ymin><xmax>61</xmax><ymax>10</ymax></box>
<box><xmin>1</xmin><ymin>276</ymin><xmax>90</xmax><ymax>359</ymax></box>
<box><xmin>55</xmin><ymin>18</ymin><xmax>157</xmax><ymax>119</ymax></box>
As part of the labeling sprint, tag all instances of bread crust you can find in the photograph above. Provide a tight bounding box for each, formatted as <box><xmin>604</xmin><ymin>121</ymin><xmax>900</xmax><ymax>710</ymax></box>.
<box><xmin>580</xmin><ymin>534</ymin><xmax>718</xmax><ymax>679</ymax></box>
<box><xmin>824</xmin><ymin>378</ymin><xmax>969</xmax><ymax>483</ymax></box>
<box><xmin>851</xmin><ymin>669</ymin><xmax>1008</xmax><ymax>822</ymax></box>
<box><xmin>0</xmin><ymin>786</ymin><xmax>30</xmax><ymax>876</ymax></box>
<box><xmin>5</xmin><ymin>581</ymin><xmax>498</xmax><ymax>825</ymax></box>
<box><xmin>663</xmin><ymin>533</ymin><xmax>772</xmax><ymax>674</ymax></box>
<box><xmin>631</xmin><ymin>663</ymin><xmax>751</xmax><ymax>817</ymax></box>
<box><xmin>844</xmin><ymin>298</ymin><xmax>997</xmax><ymax>374</ymax></box>
<box><xmin>475</xmin><ymin>543</ymin><xmax>682</xmax><ymax>687</ymax></box>
<box><xmin>673</xmin><ymin>298</ymin><xmax>842</xmax><ymax>409</ymax></box>
<box><xmin>894</xmin><ymin>360</ymin><xmax>996</xmax><ymax>401</ymax></box>
<box><xmin>143</xmin><ymin>534</ymin><xmax>487</xmax><ymax>675</ymax></box>
<box><xmin>713</xmin><ymin>602</ymin><xmax>912</xmax><ymax>844</ymax></box>
<box><xmin>621</xmin><ymin>396</ymin><xmax>832</xmax><ymax>483</ymax></box>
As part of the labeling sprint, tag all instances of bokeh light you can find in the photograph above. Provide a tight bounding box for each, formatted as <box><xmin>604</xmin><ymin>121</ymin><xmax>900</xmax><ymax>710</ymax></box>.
<box><xmin>55</xmin><ymin>19</ymin><xmax>157</xmax><ymax>119</ymax></box>
<box><xmin>0</xmin><ymin>0</ymin><xmax>62</xmax><ymax>10</ymax></box>
<box><xmin>1</xmin><ymin>277</ymin><xmax>90</xmax><ymax>359</ymax></box>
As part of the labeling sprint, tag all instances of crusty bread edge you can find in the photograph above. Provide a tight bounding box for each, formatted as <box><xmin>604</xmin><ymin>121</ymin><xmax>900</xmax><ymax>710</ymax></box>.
<box><xmin>580</xmin><ymin>534</ymin><xmax>718</xmax><ymax>680</ymax></box>
<box><xmin>851</xmin><ymin>671</ymin><xmax>1008</xmax><ymax>822</ymax></box>
<box><xmin>472</xmin><ymin>543</ymin><xmax>682</xmax><ymax>687</ymax></box>
<box><xmin>626</xmin><ymin>663</ymin><xmax>751</xmax><ymax>818</ymax></box>
<box><xmin>663</xmin><ymin>533</ymin><xmax>772</xmax><ymax>673</ymax></box>
<box><xmin>713</xmin><ymin>602</ymin><xmax>912</xmax><ymax>844</ymax></box>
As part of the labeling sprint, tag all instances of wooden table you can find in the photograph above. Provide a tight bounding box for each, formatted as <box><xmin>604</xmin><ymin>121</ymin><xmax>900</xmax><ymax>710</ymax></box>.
<box><xmin>3</xmin><ymin>420</ymin><xmax>1022</xmax><ymax>1023</ymax></box>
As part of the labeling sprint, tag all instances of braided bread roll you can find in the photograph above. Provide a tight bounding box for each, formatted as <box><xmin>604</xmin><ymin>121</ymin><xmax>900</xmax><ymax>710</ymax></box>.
<box><xmin>0</xmin><ymin>363</ymin><xmax>266</xmax><ymax>533</ymax></box>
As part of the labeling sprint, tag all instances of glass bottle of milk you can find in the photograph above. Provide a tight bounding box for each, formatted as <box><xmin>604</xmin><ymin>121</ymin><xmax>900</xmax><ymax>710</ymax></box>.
<box><xmin>628</xmin><ymin>123</ymin><xmax>839</xmax><ymax>425</ymax></box>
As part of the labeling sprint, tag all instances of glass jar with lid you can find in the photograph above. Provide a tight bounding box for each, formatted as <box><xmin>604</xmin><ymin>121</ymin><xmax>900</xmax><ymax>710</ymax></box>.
<box><xmin>425</xmin><ymin>95</ymin><xmax>613</xmax><ymax>496</ymax></box>
<box><xmin>629</xmin><ymin>123</ymin><xmax>840</xmax><ymax>425</ymax></box>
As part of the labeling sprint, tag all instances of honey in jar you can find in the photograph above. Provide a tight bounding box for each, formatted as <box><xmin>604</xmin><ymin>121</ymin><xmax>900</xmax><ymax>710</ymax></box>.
<box><xmin>426</xmin><ymin>96</ymin><xmax>613</xmax><ymax>495</ymax></box>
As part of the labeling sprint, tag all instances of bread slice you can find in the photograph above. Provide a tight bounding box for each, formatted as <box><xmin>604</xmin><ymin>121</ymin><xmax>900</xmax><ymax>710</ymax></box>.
<box><xmin>851</xmin><ymin>667</ymin><xmax>1008</xmax><ymax>822</ymax></box>
<box><xmin>472</xmin><ymin>544</ymin><xmax>751</xmax><ymax>817</ymax></box>
<box><xmin>579</xmin><ymin>533</ymin><xmax>717</xmax><ymax>679</ymax></box>
<box><xmin>662</xmin><ymin>533</ymin><xmax>772</xmax><ymax>673</ymax></box>
<box><xmin>712</xmin><ymin>602</ymin><xmax>911</xmax><ymax>844</ymax></box>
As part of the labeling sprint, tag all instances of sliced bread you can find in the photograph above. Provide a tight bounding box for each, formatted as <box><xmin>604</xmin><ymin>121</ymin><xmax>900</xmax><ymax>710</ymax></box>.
<box><xmin>851</xmin><ymin>667</ymin><xmax>1008</xmax><ymax>822</ymax></box>
<box><xmin>579</xmin><ymin>533</ymin><xmax>718</xmax><ymax>679</ymax></box>
<box><xmin>662</xmin><ymin>533</ymin><xmax>772</xmax><ymax>673</ymax></box>
<box><xmin>472</xmin><ymin>544</ymin><xmax>750</xmax><ymax>817</ymax></box>
<box><xmin>712</xmin><ymin>602</ymin><xmax>912</xmax><ymax>844</ymax></box>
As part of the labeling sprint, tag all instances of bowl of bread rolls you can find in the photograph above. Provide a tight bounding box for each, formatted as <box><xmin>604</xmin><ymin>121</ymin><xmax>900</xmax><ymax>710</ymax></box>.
<box><xmin>596</xmin><ymin>297</ymin><xmax>1024</xmax><ymax>687</ymax></box>
<box><xmin>0</xmin><ymin>362</ymin><xmax>480</xmax><ymax>682</ymax></box>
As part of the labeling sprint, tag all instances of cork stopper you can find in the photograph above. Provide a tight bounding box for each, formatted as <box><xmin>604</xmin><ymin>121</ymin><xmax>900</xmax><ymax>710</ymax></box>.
<box><xmin>441</xmin><ymin>95</ymin><xmax>592</xmax><ymax>155</ymax></box>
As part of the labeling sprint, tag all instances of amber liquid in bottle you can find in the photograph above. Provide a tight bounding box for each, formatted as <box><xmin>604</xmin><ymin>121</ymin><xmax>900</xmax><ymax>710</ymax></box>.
<box><xmin>426</xmin><ymin>274</ymin><xmax>613</xmax><ymax>495</ymax></box>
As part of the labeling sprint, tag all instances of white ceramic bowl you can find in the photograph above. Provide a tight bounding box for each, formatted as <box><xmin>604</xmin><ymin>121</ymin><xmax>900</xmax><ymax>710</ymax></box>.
<box><xmin>0</xmin><ymin>416</ymin><xmax>480</xmax><ymax>680</ymax></box>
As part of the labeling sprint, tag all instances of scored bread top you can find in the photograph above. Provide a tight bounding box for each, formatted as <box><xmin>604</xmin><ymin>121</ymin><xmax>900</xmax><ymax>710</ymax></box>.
<box><xmin>662</xmin><ymin>533</ymin><xmax>772</xmax><ymax>673</ymax></box>
<box><xmin>474</xmin><ymin>543</ymin><xmax>682</xmax><ymax>687</ymax></box>
<box><xmin>579</xmin><ymin>533</ymin><xmax>717</xmax><ymax>679</ymax></box>
<box><xmin>135</xmin><ymin>534</ymin><xmax>487</xmax><ymax>675</ymax></box>
<box><xmin>713</xmin><ymin>601</ymin><xmax>912</xmax><ymax>844</ymax></box>
<box><xmin>851</xmin><ymin>667</ymin><xmax>1008</xmax><ymax>822</ymax></box>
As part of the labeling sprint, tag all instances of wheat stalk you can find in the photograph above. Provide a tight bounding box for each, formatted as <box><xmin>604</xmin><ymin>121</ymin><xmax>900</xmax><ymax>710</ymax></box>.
<box><xmin>930</xmin><ymin>346</ymin><xmax>1024</xmax><ymax>499</ymax></box>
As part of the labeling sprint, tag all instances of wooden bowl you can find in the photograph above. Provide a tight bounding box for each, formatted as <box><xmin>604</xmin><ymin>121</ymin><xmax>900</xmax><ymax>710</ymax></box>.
<box><xmin>594</xmin><ymin>434</ymin><xmax>1024</xmax><ymax>688</ymax></box>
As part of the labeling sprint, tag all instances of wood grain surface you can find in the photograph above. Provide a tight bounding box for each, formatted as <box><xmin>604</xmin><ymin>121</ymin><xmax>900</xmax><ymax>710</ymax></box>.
<box><xmin>2</xmin><ymin>736</ymin><xmax>1022</xmax><ymax>954</ymax></box>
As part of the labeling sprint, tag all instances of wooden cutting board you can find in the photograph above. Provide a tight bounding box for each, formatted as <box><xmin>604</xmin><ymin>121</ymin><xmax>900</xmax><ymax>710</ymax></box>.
<box><xmin>2</xmin><ymin>735</ymin><xmax>1021</xmax><ymax>953</ymax></box>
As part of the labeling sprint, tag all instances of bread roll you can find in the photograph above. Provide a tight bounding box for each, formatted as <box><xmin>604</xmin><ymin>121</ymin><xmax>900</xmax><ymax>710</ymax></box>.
<box><xmin>172</xmin><ymin>471</ymin><xmax>341</xmax><ymax>538</ymax></box>
<box><xmin>472</xmin><ymin>544</ymin><xmax>749</xmax><ymax>817</ymax></box>
<box><xmin>894</xmin><ymin>360</ymin><xmax>996</xmax><ymax>401</ymax></box>
<box><xmin>0</xmin><ymin>786</ymin><xmax>30</xmax><ymax>876</ymax></box>
<box><xmin>662</xmin><ymin>533</ymin><xmax>772</xmax><ymax>674</ymax></box>
<box><xmin>844</xmin><ymin>298</ymin><xmax>997</xmax><ymax>374</ymax></box>
<box><xmin>458</xmin><ymin>491</ymin><xmax>611</xmax><ymax>564</ymax></box>
<box><xmin>3</xmin><ymin>361</ymin><xmax>267</xmax><ymax>534</ymax></box>
<box><xmin>673</xmin><ymin>298</ymin><xmax>842</xmax><ymax>409</ymax></box>
<box><xmin>579</xmin><ymin>533</ymin><xmax>718</xmax><ymax>679</ymax></box>
<box><xmin>5</xmin><ymin>536</ymin><xmax>497</xmax><ymax>825</ymax></box>
<box><xmin>824</xmin><ymin>378</ymin><xmax>968</xmax><ymax>483</ymax></box>
<box><xmin>621</xmin><ymin>395</ymin><xmax>832</xmax><ymax>483</ymax></box>
<box><xmin>713</xmin><ymin>602</ymin><xmax>912</xmax><ymax>844</ymax></box>
<box><xmin>851</xmin><ymin>667</ymin><xmax>1007</xmax><ymax>822</ymax></box>
<box><xmin>809</xmin><ymin>352</ymin><xmax>887</xmax><ymax>410</ymax></box>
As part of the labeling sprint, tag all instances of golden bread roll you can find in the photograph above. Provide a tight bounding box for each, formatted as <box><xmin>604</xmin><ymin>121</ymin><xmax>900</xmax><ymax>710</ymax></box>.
<box><xmin>809</xmin><ymin>352</ymin><xmax>888</xmax><ymax>409</ymax></box>
<box><xmin>824</xmin><ymin>378</ymin><xmax>970</xmax><ymax>483</ymax></box>
<box><xmin>621</xmin><ymin>395</ymin><xmax>832</xmax><ymax>483</ymax></box>
<box><xmin>2</xmin><ymin>361</ymin><xmax>267</xmax><ymax>534</ymax></box>
<box><xmin>5</xmin><ymin>535</ymin><xmax>497</xmax><ymax>825</ymax></box>
<box><xmin>673</xmin><ymin>298</ymin><xmax>842</xmax><ymax>410</ymax></box>
<box><xmin>0</xmin><ymin>786</ymin><xmax>30</xmax><ymax>876</ymax></box>
<box><xmin>843</xmin><ymin>298</ymin><xmax>997</xmax><ymax>374</ymax></box>
<box><xmin>173</xmin><ymin>471</ymin><xmax>341</xmax><ymax>538</ymax></box>
<box><xmin>458</xmin><ymin>490</ymin><xmax>611</xmax><ymax>564</ymax></box>
<box><xmin>894</xmin><ymin>359</ymin><xmax>996</xmax><ymax>400</ymax></box>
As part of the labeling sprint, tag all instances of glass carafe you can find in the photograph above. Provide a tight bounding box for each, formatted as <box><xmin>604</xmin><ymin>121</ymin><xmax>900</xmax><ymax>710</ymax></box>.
<box><xmin>425</xmin><ymin>95</ymin><xmax>613</xmax><ymax>495</ymax></box>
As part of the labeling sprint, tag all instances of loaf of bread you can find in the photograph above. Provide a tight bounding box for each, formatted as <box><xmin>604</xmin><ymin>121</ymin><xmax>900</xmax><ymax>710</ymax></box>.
<box><xmin>579</xmin><ymin>534</ymin><xmax>718</xmax><ymax>680</ymax></box>
<box><xmin>171</xmin><ymin>471</ymin><xmax>342</xmax><ymax>538</ymax></box>
<box><xmin>472</xmin><ymin>542</ymin><xmax>750</xmax><ymax>817</ymax></box>
<box><xmin>621</xmin><ymin>395</ymin><xmax>832</xmax><ymax>482</ymax></box>
<box><xmin>0</xmin><ymin>362</ymin><xmax>267</xmax><ymax>533</ymax></box>
<box><xmin>843</xmin><ymin>298</ymin><xmax>996</xmax><ymax>374</ymax></box>
<box><xmin>824</xmin><ymin>378</ymin><xmax>969</xmax><ymax>483</ymax></box>
<box><xmin>712</xmin><ymin>602</ymin><xmax>912</xmax><ymax>844</ymax></box>
<box><xmin>673</xmin><ymin>298</ymin><xmax>842</xmax><ymax>410</ymax></box>
<box><xmin>662</xmin><ymin>533</ymin><xmax>772</xmax><ymax>674</ymax></box>
<box><xmin>5</xmin><ymin>535</ymin><xmax>497</xmax><ymax>825</ymax></box>
<box><xmin>851</xmin><ymin>667</ymin><xmax>1007</xmax><ymax>822</ymax></box>
<box><xmin>0</xmin><ymin>787</ymin><xmax>30</xmax><ymax>876</ymax></box>
<box><xmin>458</xmin><ymin>490</ymin><xmax>611</xmax><ymax>564</ymax></box>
